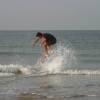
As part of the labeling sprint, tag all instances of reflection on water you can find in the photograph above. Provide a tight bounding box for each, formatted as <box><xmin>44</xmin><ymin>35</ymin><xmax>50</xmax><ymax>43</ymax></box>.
<box><xmin>16</xmin><ymin>75</ymin><xmax>100</xmax><ymax>100</ymax></box>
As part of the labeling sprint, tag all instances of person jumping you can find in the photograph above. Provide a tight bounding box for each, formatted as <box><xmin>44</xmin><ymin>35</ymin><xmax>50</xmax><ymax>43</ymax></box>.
<box><xmin>32</xmin><ymin>32</ymin><xmax>57</xmax><ymax>58</ymax></box>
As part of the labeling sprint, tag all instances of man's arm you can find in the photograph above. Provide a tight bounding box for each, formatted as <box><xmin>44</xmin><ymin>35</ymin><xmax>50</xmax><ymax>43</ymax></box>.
<box><xmin>32</xmin><ymin>37</ymin><xmax>39</xmax><ymax>47</ymax></box>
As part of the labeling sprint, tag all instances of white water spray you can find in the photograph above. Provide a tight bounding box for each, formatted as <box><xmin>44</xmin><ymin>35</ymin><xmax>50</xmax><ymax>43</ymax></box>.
<box><xmin>39</xmin><ymin>43</ymin><xmax>76</xmax><ymax>74</ymax></box>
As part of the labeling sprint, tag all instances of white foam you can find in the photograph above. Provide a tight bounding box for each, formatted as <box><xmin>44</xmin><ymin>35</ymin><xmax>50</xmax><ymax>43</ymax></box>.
<box><xmin>62</xmin><ymin>69</ymin><xmax>100</xmax><ymax>75</ymax></box>
<box><xmin>0</xmin><ymin>72</ymin><xmax>15</xmax><ymax>77</ymax></box>
<box><xmin>87</xmin><ymin>94</ymin><xmax>97</xmax><ymax>97</ymax></box>
<box><xmin>40</xmin><ymin>69</ymin><xmax>100</xmax><ymax>76</ymax></box>
<box><xmin>0</xmin><ymin>64</ymin><xmax>32</xmax><ymax>75</ymax></box>
<box><xmin>37</xmin><ymin>69</ymin><xmax>100</xmax><ymax>76</ymax></box>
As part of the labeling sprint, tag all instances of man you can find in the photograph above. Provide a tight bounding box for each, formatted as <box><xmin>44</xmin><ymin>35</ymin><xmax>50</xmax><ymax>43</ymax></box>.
<box><xmin>32</xmin><ymin>32</ymin><xmax>57</xmax><ymax>58</ymax></box>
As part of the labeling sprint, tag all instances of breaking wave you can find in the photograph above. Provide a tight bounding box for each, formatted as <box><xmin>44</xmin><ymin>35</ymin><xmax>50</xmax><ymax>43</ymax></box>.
<box><xmin>0</xmin><ymin>64</ymin><xmax>32</xmax><ymax>77</ymax></box>
<box><xmin>0</xmin><ymin>64</ymin><xmax>100</xmax><ymax>77</ymax></box>
<box><xmin>39</xmin><ymin>69</ymin><xmax>100</xmax><ymax>75</ymax></box>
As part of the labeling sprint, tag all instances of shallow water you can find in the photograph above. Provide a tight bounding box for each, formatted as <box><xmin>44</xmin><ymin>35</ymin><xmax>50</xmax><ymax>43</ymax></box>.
<box><xmin>1</xmin><ymin>75</ymin><xmax>100</xmax><ymax>100</ymax></box>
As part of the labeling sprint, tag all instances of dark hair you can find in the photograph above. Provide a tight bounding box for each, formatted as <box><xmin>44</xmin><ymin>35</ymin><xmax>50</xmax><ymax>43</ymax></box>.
<box><xmin>36</xmin><ymin>32</ymin><xmax>43</xmax><ymax>37</ymax></box>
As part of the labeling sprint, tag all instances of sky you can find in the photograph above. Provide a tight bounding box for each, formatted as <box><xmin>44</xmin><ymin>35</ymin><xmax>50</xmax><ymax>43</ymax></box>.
<box><xmin>0</xmin><ymin>0</ymin><xmax>99</xmax><ymax>30</ymax></box>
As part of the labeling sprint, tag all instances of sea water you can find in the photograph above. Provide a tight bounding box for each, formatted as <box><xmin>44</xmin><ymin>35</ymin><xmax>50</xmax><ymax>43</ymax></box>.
<box><xmin>0</xmin><ymin>30</ymin><xmax>100</xmax><ymax>100</ymax></box>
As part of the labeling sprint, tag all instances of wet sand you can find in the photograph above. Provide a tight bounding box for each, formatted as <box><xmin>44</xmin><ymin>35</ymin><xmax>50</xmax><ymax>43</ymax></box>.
<box><xmin>16</xmin><ymin>92</ymin><xmax>62</xmax><ymax>100</ymax></box>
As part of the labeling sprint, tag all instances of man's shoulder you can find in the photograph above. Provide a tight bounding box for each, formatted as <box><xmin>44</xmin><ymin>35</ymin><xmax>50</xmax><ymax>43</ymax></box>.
<box><xmin>44</xmin><ymin>33</ymin><xmax>56</xmax><ymax>40</ymax></box>
<box><xmin>44</xmin><ymin>33</ymin><xmax>53</xmax><ymax>36</ymax></box>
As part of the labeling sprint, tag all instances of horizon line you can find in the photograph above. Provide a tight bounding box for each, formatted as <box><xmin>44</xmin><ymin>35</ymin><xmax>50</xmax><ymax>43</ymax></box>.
<box><xmin>0</xmin><ymin>29</ymin><xmax>100</xmax><ymax>31</ymax></box>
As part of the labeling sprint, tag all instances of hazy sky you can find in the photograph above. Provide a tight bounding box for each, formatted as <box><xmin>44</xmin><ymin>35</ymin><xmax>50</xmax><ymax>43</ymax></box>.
<box><xmin>0</xmin><ymin>0</ymin><xmax>99</xmax><ymax>30</ymax></box>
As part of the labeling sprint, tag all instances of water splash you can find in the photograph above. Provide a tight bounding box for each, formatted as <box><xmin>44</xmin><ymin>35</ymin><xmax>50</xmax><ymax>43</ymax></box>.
<box><xmin>38</xmin><ymin>43</ymin><xmax>76</xmax><ymax>73</ymax></box>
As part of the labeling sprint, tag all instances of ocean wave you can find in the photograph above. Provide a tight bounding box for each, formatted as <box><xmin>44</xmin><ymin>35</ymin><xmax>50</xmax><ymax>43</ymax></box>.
<box><xmin>0</xmin><ymin>64</ymin><xmax>32</xmax><ymax>76</ymax></box>
<box><xmin>60</xmin><ymin>69</ymin><xmax>100</xmax><ymax>75</ymax></box>
<box><xmin>0</xmin><ymin>73</ymin><xmax>15</xmax><ymax>77</ymax></box>
<box><xmin>1</xmin><ymin>64</ymin><xmax>100</xmax><ymax>77</ymax></box>
<box><xmin>38</xmin><ymin>69</ymin><xmax>100</xmax><ymax>76</ymax></box>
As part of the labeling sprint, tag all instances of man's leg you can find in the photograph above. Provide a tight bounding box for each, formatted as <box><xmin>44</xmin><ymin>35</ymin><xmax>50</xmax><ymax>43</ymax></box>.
<box><xmin>44</xmin><ymin>45</ymin><xmax>49</xmax><ymax>56</ymax></box>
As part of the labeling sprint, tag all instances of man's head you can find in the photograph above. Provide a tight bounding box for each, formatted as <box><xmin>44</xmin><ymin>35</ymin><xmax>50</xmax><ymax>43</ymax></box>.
<box><xmin>36</xmin><ymin>32</ymin><xmax>43</xmax><ymax>38</ymax></box>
